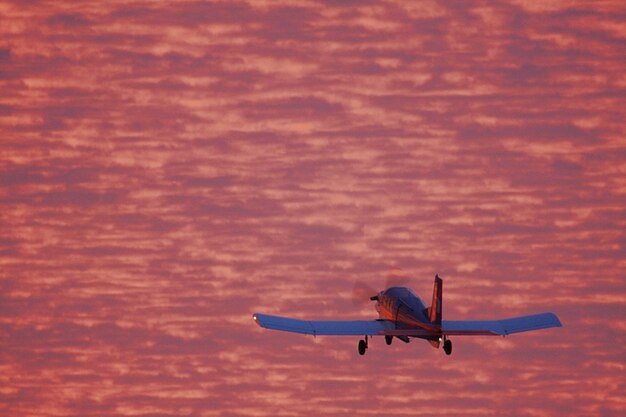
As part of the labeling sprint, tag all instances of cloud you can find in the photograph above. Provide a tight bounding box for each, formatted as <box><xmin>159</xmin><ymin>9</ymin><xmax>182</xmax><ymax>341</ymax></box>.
<box><xmin>1</xmin><ymin>1</ymin><xmax>624</xmax><ymax>416</ymax></box>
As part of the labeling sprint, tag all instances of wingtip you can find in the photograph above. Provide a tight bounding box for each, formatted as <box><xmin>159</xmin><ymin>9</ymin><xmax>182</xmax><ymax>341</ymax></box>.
<box><xmin>550</xmin><ymin>312</ymin><xmax>563</xmax><ymax>327</ymax></box>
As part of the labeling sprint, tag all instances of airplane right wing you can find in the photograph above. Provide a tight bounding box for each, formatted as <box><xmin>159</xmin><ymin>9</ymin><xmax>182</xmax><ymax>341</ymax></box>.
<box><xmin>442</xmin><ymin>312</ymin><xmax>562</xmax><ymax>336</ymax></box>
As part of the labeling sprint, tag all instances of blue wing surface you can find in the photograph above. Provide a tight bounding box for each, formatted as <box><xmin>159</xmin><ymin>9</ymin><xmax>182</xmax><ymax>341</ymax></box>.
<box><xmin>442</xmin><ymin>312</ymin><xmax>562</xmax><ymax>336</ymax></box>
<box><xmin>254</xmin><ymin>312</ymin><xmax>562</xmax><ymax>337</ymax></box>
<box><xmin>253</xmin><ymin>313</ymin><xmax>395</xmax><ymax>336</ymax></box>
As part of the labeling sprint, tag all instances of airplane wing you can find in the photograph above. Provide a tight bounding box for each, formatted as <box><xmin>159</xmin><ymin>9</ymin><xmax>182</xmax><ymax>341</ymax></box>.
<box><xmin>253</xmin><ymin>313</ymin><xmax>396</xmax><ymax>336</ymax></box>
<box><xmin>254</xmin><ymin>312</ymin><xmax>562</xmax><ymax>337</ymax></box>
<box><xmin>442</xmin><ymin>312</ymin><xmax>562</xmax><ymax>336</ymax></box>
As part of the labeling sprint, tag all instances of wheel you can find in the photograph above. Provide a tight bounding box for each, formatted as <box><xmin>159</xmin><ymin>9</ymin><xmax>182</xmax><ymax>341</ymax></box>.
<box><xmin>443</xmin><ymin>339</ymin><xmax>452</xmax><ymax>355</ymax></box>
<box><xmin>385</xmin><ymin>335</ymin><xmax>393</xmax><ymax>345</ymax></box>
<box><xmin>358</xmin><ymin>339</ymin><xmax>367</xmax><ymax>355</ymax></box>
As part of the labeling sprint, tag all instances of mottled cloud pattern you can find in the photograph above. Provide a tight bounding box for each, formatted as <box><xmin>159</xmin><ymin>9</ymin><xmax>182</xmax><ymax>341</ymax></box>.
<box><xmin>1</xmin><ymin>1</ymin><xmax>624</xmax><ymax>416</ymax></box>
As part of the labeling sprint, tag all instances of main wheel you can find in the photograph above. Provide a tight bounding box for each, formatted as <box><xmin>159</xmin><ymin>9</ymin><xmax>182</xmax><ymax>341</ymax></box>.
<box><xmin>385</xmin><ymin>335</ymin><xmax>393</xmax><ymax>345</ymax></box>
<box><xmin>443</xmin><ymin>339</ymin><xmax>452</xmax><ymax>355</ymax></box>
<box><xmin>358</xmin><ymin>339</ymin><xmax>367</xmax><ymax>355</ymax></box>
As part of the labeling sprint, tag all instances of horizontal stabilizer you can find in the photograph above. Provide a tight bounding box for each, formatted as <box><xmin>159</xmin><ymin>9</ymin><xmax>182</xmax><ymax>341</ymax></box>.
<box><xmin>443</xmin><ymin>312</ymin><xmax>562</xmax><ymax>336</ymax></box>
<box><xmin>253</xmin><ymin>313</ymin><xmax>395</xmax><ymax>336</ymax></box>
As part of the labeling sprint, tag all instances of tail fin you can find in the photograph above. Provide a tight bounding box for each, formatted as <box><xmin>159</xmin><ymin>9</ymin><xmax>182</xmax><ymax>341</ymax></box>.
<box><xmin>428</xmin><ymin>274</ymin><xmax>442</xmax><ymax>325</ymax></box>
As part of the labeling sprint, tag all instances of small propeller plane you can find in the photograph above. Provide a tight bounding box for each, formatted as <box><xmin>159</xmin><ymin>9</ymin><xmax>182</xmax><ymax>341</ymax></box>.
<box><xmin>253</xmin><ymin>275</ymin><xmax>562</xmax><ymax>355</ymax></box>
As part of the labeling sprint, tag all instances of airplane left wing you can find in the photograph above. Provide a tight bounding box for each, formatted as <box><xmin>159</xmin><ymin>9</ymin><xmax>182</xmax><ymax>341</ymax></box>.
<box><xmin>253</xmin><ymin>313</ymin><xmax>395</xmax><ymax>336</ymax></box>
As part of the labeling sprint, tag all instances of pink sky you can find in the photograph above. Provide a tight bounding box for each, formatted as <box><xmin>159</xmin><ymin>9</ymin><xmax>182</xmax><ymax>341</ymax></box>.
<box><xmin>1</xmin><ymin>1</ymin><xmax>625</xmax><ymax>416</ymax></box>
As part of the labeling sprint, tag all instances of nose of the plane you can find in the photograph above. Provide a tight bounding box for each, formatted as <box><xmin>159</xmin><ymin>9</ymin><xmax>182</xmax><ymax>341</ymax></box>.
<box><xmin>370</xmin><ymin>290</ymin><xmax>385</xmax><ymax>301</ymax></box>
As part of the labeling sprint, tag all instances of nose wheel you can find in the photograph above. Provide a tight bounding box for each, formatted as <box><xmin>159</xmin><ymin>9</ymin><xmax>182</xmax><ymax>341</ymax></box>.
<box><xmin>443</xmin><ymin>338</ymin><xmax>452</xmax><ymax>355</ymax></box>
<box><xmin>358</xmin><ymin>336</ymin><xmax>369</xmax><ymax>355</ymax></box>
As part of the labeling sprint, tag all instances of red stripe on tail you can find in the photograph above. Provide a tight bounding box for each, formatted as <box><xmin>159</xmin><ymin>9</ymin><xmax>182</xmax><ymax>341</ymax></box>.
<box><xmin>429</xmin><ymin>274</ymin><xmax>442</xmax><ymax>325</ymax></box>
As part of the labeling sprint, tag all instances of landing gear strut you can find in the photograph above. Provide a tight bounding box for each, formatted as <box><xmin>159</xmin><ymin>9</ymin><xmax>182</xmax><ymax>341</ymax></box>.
<box><xmin>443</xmin><ymin>337</ymin><xmax>452</xmax><ymax>355</ymax></box>
<box><xmin>358</xmin><ymin>336</ymin><xmax>369</xmax><ymax>355</ymax></box>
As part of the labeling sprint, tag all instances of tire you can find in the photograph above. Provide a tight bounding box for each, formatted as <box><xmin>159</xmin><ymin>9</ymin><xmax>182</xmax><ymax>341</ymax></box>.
<box><xmin>358</xmin><ymin>339</ymin><xmax>367</xmax><ymax>355</ymax></box>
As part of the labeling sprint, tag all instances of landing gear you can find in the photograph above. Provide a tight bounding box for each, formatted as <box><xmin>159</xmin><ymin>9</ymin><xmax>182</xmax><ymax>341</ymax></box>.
<box><xmin>385</xmin><ymin>335</ymin><xmax>393</xmax><ymax>345</ymax></box>
<box><xmin>443</xmin><ymin>338</ymin><xmax>452</xmax><ymax>355</ymax></box>
<box><xmin>358</xmin><ymin>336</ymin><xmax>369</xmax><ymax>355</ymax></box>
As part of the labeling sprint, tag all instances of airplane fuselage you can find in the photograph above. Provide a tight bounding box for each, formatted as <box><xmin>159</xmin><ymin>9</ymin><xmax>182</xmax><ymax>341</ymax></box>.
<box><xmin>375</xmin><ymin>287</ymin><xmax>440</xmax><ymax>333</ymax></box>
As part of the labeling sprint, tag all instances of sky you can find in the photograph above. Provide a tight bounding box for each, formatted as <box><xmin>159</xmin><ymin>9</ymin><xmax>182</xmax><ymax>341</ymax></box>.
<box><xmin>1</xmin><ymin>0</ymin><xmax>625</xmax><ymax>416</ymax></box>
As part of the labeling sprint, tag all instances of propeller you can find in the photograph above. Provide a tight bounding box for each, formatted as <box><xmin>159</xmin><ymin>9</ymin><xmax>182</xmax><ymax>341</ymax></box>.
<box><xmin>351</xmin><ymin>267</ymin><xmax>411</xmax><ymax>307</ymax></box>
<box><xmin>384</xmin><ymin>266</ymin><xmax>410</xmax><ymax>288</ymax></box>
<box><xmin>352</xmin><ymin>281</ymin><xmax>378</xmax><ymax>307</ymax></box>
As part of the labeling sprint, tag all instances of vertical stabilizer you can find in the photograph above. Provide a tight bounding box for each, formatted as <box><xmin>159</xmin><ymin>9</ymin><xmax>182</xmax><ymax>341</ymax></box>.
<box><xmin>428</xmin><ymin>274</ymin><xmax>442</xmax><ymax>325</ymax></box>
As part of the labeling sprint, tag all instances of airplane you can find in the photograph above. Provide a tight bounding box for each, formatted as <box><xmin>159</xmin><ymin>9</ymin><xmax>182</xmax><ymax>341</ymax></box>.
<box><xmin>252</xmin><ymin>274</ymin><xmax>562</xmax><ymax>356</ymax></box>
